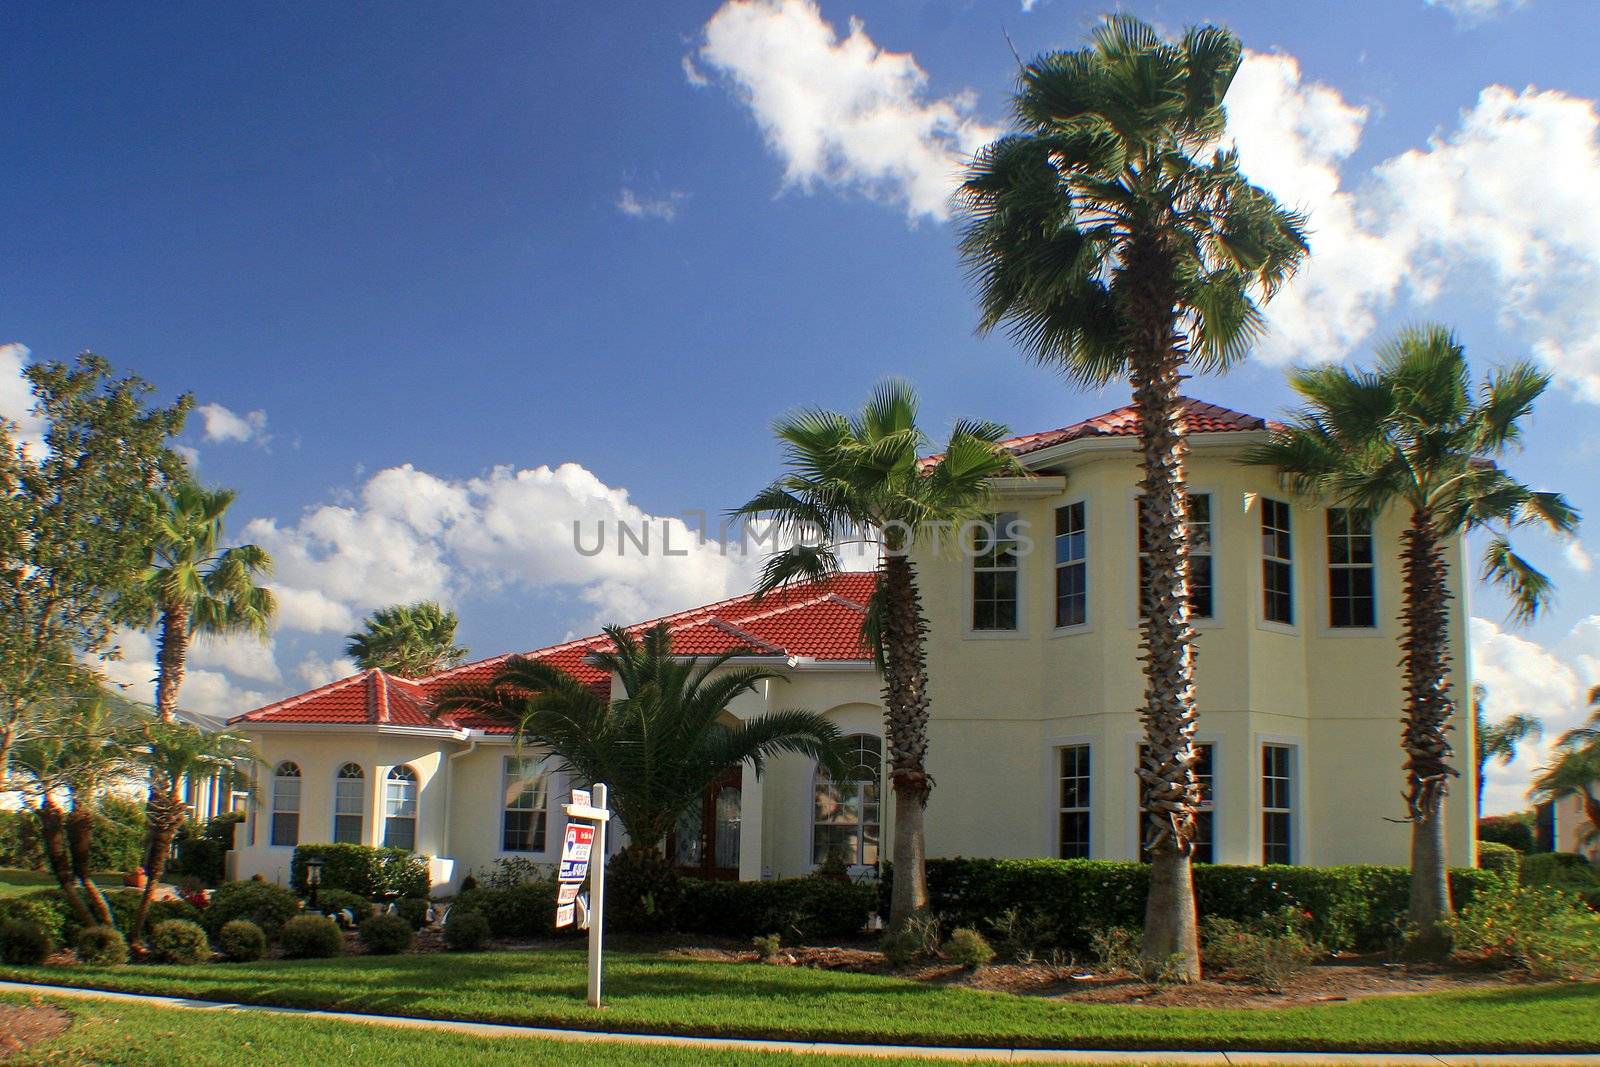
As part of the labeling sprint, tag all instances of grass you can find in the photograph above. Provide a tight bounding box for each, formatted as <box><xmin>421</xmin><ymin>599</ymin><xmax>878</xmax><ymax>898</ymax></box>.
<box><xmin>0</xmin><ymin>868</ymin><xmax>120</xmax><ymax>899</ymax></box>
<box><xmin>1</xmin><ymin>948</ymin><xmax>1597</xmax><ymax>1053</ymax></box>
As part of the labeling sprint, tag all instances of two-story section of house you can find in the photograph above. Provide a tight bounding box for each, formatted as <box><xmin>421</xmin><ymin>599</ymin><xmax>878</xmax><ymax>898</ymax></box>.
<box><xmin>225</xmin><ymin>398</ymin><xmax>1476</xmax><ymax>890</ymax></box>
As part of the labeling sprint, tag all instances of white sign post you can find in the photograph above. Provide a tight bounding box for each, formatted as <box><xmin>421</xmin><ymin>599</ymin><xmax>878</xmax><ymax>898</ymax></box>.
<box><xmin>561</xmin><ymin>782</ymin><xmax>610</xmax><ymax>1009</ymax></box>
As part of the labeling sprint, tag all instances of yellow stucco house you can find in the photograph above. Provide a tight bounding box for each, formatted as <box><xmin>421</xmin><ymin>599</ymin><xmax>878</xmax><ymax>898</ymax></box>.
<box><xmin>226</xmin><ymin>398</ymin><xmax>1478</xmax><ymax>891</ymax></box>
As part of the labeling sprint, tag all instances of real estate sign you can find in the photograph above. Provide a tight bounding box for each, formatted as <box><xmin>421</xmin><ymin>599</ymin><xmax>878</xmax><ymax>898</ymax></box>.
<box><xmin>559</xmin><ymin>823</ymin><xmax>595</xmax><ymax>883</ymax></box>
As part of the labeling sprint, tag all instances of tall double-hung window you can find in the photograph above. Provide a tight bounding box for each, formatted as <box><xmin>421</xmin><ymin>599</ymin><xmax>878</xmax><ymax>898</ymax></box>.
<box><xmin>270</xmin><ymin>762</ymin><xmax>300</xmax><ymax>847</ymax></box>
<box><xmin>502</xmin><ymin>756</ymin><xmax>549</xmax><ymax>853</ymax></box>
<box><xmin>1137</xmin><ymin>494</ymin><xmax>1214</xmax><ymax>620</ymax></box>
<box><xmin>1262</xmin><ymin>744</ymin><xmax>1296</xmax><ymax>864</ymax></box>
<box><xmin>971</xmin><ymin>512</ymin><xmax>1020</xmax><ymax>631</ymax></box>
<box><xmin>1136</xmin><ymin>744</ymin><xmax>1215</xmax><ymax>864</ymax></box>
<box><xmin>1327</xmin><ymin>508</ymin><xmax>1376</xmax><ymax>628</ymax></box>
<box><xmin>1261</xmin><ymin>498</ymin><xmax>1294</xmax><ymax>624</ymax></box>
<box><xmin>333</xmin><ymin>763</ymin><xmax>365</xmax><ymax>844</ymax></box>
<box><xmin>1054</xmin><ymin>503</ymin><xmax>1087</xmax><ymax>628</ymax></box>
<box><xmin>383</xmin><ymin>766</ymin><xmax>419</xmax><ymax>852</ymax></box>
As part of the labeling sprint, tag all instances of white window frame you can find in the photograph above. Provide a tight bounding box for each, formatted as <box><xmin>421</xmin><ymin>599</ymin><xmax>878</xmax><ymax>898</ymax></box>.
<box><xmin>1260</xmin><ymin>742</ymin><xmax>1297</xmax><ymax>865</ymax></box>
<box><xmin>383</xmin><ymin>765</ymin><xmax>419</xmax><ymax>852</ymax></box>
<box><xmin>270</xmin><ymin>761</ymin><xmax>300</xmax><ymax>848</ymax></box>
<box><xmin>1133</xmin><ymin>740</ymin><xmax>1217</xmax><ymax>864</ymax></box>
<box><xmin>500</xmin><ymin>755</ymin><xmax>551</xmax><ymax>855</ymax></box>
<box><xmin>1129</xmin><ymin>489</ymin><xmax>1220</xmax><ymax>629</ymax></box>
<box><xmin>1056</xmin><ymin>743</ymin><xmax>1092</xmax><ymax>858</ymax></box>
<box><xmin>1260</xmin><ymin>497</ymin><xmax>1295</xmax><ymax>628</ymax></box>
<box><xmin>332</xmin><ymin>762</ymin><xmax>365</xmax><ymax>845</ymax></box>
<box><xmin>810</xmin><ymin>734</ymin><xmax>882</xmax><ymax>870</ymax></box>
<box><xmin>967</xmin><ymin>512</ymin><xmax>1025</xmax><ymax>636</ymax></box>
<box><xmin>1053</xmin><ymin>501</ymin><xmax>1090</xmax><ymax>632</ymax></box>
<box><xmin>1325</xmin><ymin>507</ymin><xmax>1379</xmax><ymax>631</ymax></box>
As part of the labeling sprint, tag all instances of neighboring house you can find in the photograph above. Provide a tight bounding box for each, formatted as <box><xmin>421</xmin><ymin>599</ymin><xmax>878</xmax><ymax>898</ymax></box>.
<box><xmin>1554</xmin><ymin>793</ymin><xmax>1599</xmax><ymax>861</ymax></box>
<box><xmin>226</xmin><ymin>399</ymin><xmax>1478</xmax><ymax>890</ymax></box>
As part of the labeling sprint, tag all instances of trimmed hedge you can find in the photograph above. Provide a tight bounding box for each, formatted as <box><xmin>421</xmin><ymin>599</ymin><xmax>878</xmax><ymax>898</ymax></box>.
<box><xmin>1477</xmin><ymin>841</ymin><xmax>1521</xmax><ymax>880</ymax></box>
<box><xmin>280</xmin><ymin>914</ymin><xmax>344</xmax><ymax>959</ymax></box>
<box><xmin>454</xmin><ymin>882</ymin><xmax>566</xmax><ymax>940</ymax></box>
<box><xmin>0</xmin><ymin>895</ymin><xmax>71</xmax><ymax>946</ymax></box>
<box><xmin>290</xmin><ymin>844</ymin><xmax>430</xmax><ymax>900</ymax></box>
<box><xmin>202</xmin><ymin>881</ymin><xmax>300</xmax><ymax>939</ymax></box>
<box><xmin>885</xmin><ymin>859</ymin><xmax>1501</xmax><ymax>952</ymax></box>
<box><xmin>677</xmin><ymin>877</ymin><xmax>876</xmax><ymax>942</ymax></box>
<box><xmin>171</xmin><ymin>812</ymin><xmax>245</xmax><ymax>886</ymax></box>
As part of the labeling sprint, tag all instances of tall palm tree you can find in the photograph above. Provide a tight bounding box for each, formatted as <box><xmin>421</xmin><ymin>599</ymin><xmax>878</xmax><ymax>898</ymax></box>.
<box><xmin>1533</xmin><ymin>686</ymin><xmax>1600</xmax><ymax>852</ymax></box>
<box><xmin>1246</xmin><ymin>325</ymin><xmax>1578</xmax><ymax>953</ymax></box>
<box><xmin>129</xmin><ymin>721</ymin><xmax>253</xmax><ymax>940</ymax></box>
<box><xmin>345</xmin><ymin>600</ymin><xmax>468</xmax><ymax>676</ymax></box>
<box><xmin>123</xmin><ymin>481</ymin><xmax>276</xmax><ymax>721</ymax></box>
<box><xmin>732</xmin><ymin>380</ymin><xmax>1021</xmax><ymax>928</ymax></box>
<box><xmin>957</xmin><ymin>14</ymin><xmax>1308</xmax><ymax>978</ymax></box>
<box><xmin>1472</xmin><ymin>683</ymin><xmax>1543</xmax><ymax>817</ymax></box>
<box><xmin>435</xmin><ymin>623</ymin><xmax>846</xmax><ymax>859</ymax></box>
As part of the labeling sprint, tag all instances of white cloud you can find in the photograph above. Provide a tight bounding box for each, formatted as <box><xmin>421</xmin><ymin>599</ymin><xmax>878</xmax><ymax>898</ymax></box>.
<box><xmin>1225</xmin><ymin>54</ymin><xmax>1600</xmax><ymax>400</ymax></box>
<box><xmin>97</xmin><ymin>628</ymin><xmax>272</xmax><ymax>720</ymax></box>
<box><xmin>617</xmin><ymin>188</ymin><xmax>689</xmax><ymax>221</ymax></box>
<box><xmin>270</xmin><ymin>587</ymin><xmax>358</xmax><ymax>635</ymax></box>
<box><xmin>1471</xmin><ymin>614</ymin><xmax>1600</xmax><ymax>815</ymax></box>
<box><xmin>295</xmin><ymin>651</ymin><xmax>359</xmax><ymax>689</ymax></box>
<box><xmin>188</xmin><ymin>632</ymin><xmax>282</xmax><ymax>684</ymax></box>
<box><xmin>1424</xmin><ymin>0</ymin><xmax>1527</xmax><ymax>24</ymax></box>
<box><xmin>0</xmin><ymin>343</ymin><xmax>47</xmax><ymax>455</ymax></box>
<box><xmin>197</xmin><ymin>402</ymin><xmax>270</xmax><ymax>445</ymax></box>
<box><xmin>682</xmin><ymin>54</ymin><xmax>710</xmax><ymax>88</ymax></box>
<box><xmin>1567</xmin><ymin>541</ymin><xmax>1594</xmax><ymax>575</ymax></box>
<box><xmin>693</xmin><ymin>0</ymin><xmax>997</xmax><ymax>222</ymax></box>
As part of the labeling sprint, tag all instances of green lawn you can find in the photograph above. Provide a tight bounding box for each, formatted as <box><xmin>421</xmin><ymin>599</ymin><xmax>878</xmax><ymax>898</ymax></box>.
<box><xmin>1</xmin><ymin>948</ymin><xmax>1596</xmax><ymax>1054</ymax></box>
<box><xmin>0</xmin><ymin>868</ymin><xmax>121</xmax><ymax>899</ymax></box>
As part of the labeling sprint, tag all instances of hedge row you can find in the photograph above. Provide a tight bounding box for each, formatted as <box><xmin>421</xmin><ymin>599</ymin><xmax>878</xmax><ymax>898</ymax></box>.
<box><xmin>289</xmin><ymin>844</ymin><xmax>430</xmax><ymax>900</ymax></box>
<box><xmin>884</xmin><ymin>858</ymin><xmax>1502</xmax><ymax>952</ymax></box>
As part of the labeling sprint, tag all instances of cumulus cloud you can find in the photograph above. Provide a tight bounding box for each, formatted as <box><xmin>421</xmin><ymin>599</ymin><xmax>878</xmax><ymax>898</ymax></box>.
<box><xmin>692</xmin><ymin>0</ymin><xmax>997</xmax><ymax>221</ymax></box>
<box><xmin>0</xmin><ymin>343</ymin><xmax>47</xmax><ymax>454</ymax></box>
<box><xmin>295</xmin><ymin>651</ymin><xmax>359</xmax><ymax>689</ymax></box>
<box><xmin>197</xmin><ymin>402</ymin><xmax>270</xmax><ymax>445</ymax></box>
<box><xmin>99</xmin><ymin>629</ymin><xmax>273</xmax><ymax>720</ymax></box>
<box><xmin>1471</xmin><ymin>614</ymin><xmax>1600</xmax><ymax>815</ymax></box>
<box><xmin>1225</xmin><ymin>54</ymin><xmax>1600</xmax><ymax>400</ymax></box>
<box><xmin>617</xmin><ymin>188</ymin><xmax>689</xmax><ymax>221</ymax></box>
<box><xmin>1424</xmin><ymin>0</ymin><xmax>1527</xmax><ymax>24</ymax></box>
<box><xmin>1567</xmin><ymin>541</ymin><xmax>1594</xmax><ymax>575</ymax></box>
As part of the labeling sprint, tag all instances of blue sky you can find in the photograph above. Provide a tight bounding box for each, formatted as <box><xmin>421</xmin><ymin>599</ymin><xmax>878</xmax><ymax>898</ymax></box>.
<box><xmin>4</xmin><ymin>0</ymin><xmax>1599</xmax><ymax>811</ymax></box>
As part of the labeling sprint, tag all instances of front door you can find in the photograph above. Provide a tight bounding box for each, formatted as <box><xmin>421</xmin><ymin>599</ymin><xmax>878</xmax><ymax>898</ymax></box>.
<box><xmin>668</xmin><ymin>769</ymin><xmax>741</xmax><ymax>880</ymax></box>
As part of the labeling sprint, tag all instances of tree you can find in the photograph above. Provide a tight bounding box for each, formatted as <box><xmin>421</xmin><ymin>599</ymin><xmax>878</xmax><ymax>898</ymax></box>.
<box><xmin>121</xmin><ymin>481</ymin><xmax>276</xmax><ymax>723</ymax></box>
<box><xmin>345</xmin><ymin>600</ymin><xmax>468</xmax><ymax>676</ymax></box>
<box><xmin>129</xmin><ymin>721</ymin><xmax>253</xmax><ymax>940</ymax></box>
<box><xmin>435</xmin><ymin>623</ymin><xmax>845</xmax><ymax>858</ymax></box>
<box><xmin>956</xmin><ymin>14</ymin><xmax>1308</xmax><ymax>979</ymax></box>
<box><xmin>1246</xmin><ymin>325</ymin><xmax>1578</xmax><ymax>954</ymax></box>
<box><xmin>1533</xmin><ymin>686</ymin><xmax>1600</xmax><ymax>851</ymax></box>
<box><xmin>732</xmin><ymin>380</ymin><xmax>1021</xmax><ymax>928</ymax></box>
<box><xmin>1472</xmin><ymin>683</ymin><xmax>1543</xmax><ymax>817</ymax></box>
<box><xmin>0</xmin><ymin>354</ymin><xmax>191</xmax><ymax>771</ymax></box>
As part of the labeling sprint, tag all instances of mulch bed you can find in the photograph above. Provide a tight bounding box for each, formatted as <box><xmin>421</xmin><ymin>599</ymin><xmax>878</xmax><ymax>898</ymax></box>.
<box><xmin>660</xmin><ymin>946</ymin><xmax>1534</xmax><ymax>1008</ymax></box>
<box><xmin>0</xmin><ymin>1000</ymin><xmax>72</xmax><ymax>1055</ymax></box>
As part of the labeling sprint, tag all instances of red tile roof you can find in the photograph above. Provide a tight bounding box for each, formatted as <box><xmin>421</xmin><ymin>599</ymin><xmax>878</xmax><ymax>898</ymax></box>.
<box><xmin>229</xmin><ymin>573</ymin><xmax>877</xmax><ymax>733</ymax></box>
<box><xmin>996</xmin><ymin>397</ymin><xmax>1268</xmax><ymax>459</ymax></box>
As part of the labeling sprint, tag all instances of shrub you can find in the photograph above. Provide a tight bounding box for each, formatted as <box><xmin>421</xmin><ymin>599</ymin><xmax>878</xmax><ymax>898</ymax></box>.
<box><xmin>986</xmin><ymin>907</ymin><xmax>1060</xmax><ymax>963</ymax></box>
<box><xmin>1478</xmin><ymin>841</ymin><xmax>1522</xmax><ymax>881</ymax></box>
<box><xmin>395</xmin><ymin>896</ymin><xmax>431</xmax><ymax>930</ymax></box>
<box><xmin>1201</xmin><ymin>911</ymin><xmax>1320</xmax><ymax>990</ymax></box>
<box><xmin>217</xmin><ymin>920</ymin><xmax>267</xmax><ymax>962</ymax></box>
<box><xmin>150</xmin><ymin>919</ymin><xmax>211</xmax><ymax>964</ymax></box>
<box><xmin>677</xmin><ymin>877</ymin><xmax>875</xmax><ymax>943</ymax></box>
<box><xmin>311</xmin><ymin>889</ymin><xmax>373</xmax><ymax>924</ymax></box>
<box><xmin>454</xmin><ymin>883</ymin><xmax>560</xmax><ymax>940</ymax></box>
<box><xmin>171</xmin><ymin>813</ymin><xmax>245</xmax><ymax>886</ymax></box>
<box><xmin>752</xmin><ymin>933</ymin><xmax>781</xmax><ymax>960</ymax></box>
<box><xmin>443</xmin><ymin>908</ymin><xmax>491</xmax><ymax>952</ymax></box>
<box><xmin>0</xmin><ymin>811</ymin><xmax>41</xmax><ymax>870</ymax></box>
<box><xmin>0</xmin><ymin>919</ymin><xmax>54</xmax><ymax>965</ymax></box>
<box><xmin>203</xmin><ymin>881</ymin><xmax>300</xmax><ymax>939</ymax></box>
<box><xmin>478</xmin><ymin>856</ymin><xmax>554</xmax><ymax>889</ymax></box>
<box><xmin>88</xmin><ymin>797</ymin><xmax>148</xmax><ymax>873</ymax></box>
<box><xmin>881</xmin><ymin>913</ymin><xmax>940</xmax><ymax>968</ymax></box>
<box><xmin>1090</xmin><ymin>927</ymin><xmax>1140</xmax><ymax>974</ymax></box>
<box><xmin>0</xmin><ymin>895</ymin><xmax>70</xmax><ymax>946</ymax></box>
<box><xmin>1521</xmin><ymin>852</ymin><xmax>1600</xmax><ymax>911</ymax></box>
<box><xmin>1446</xmin><ymin>879</ymin><xmax>1600</xmax><ymax>979</ymax></box>
<box><xmin>146</xmin><ymin>898</ymin><xmax>204</xmax><ymax>931</ymax></box>
<box><xmin>358</xmin><ymin>912</ymin><xmax>414</xmax><ymax>955</ymax></box>
<box><xmin>279</xmin><ymin>915</ymin><xmax>344</xmax><ymax>959</ymax></box>
<box><xmin>74</xmin><ymin>924</ymin><xmax>128</xmax><ymax>966</ymax></box>
<box><xmin>1479</xmin><ymin>813</ymin><xmax>1537</xmax><ymax>853</ymax></box>
<box><xmin>606</xmin><ymin>848</ymin><xmax>682</xmax><ymax>933</ymax></box>
<box><xmin>290</xmin><ymin>844</ymin><xmax>430</xmax><ymax>900</ymax></box>
<box><xmin>943</xmin><ymin>927</ymin><xmax>995</xmax><ymax>970</ymax></box>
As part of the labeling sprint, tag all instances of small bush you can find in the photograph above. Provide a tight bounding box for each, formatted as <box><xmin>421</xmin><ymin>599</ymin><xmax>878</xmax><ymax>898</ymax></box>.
<box><xmin>1446</xmin><ymin>879</ymin><xmax>1600</xmax><ymax>979</ymax></box>
<box><xmin>359</xmin><ymin>912</ymin><xmax>414</xmax><ymax>955</ymax></box>
<box><xmin>217</xmin><ymin>920</ymin><xmax>266</xmax><ymax>962</ymax></box>
<box><xmin>203</xmin><ymin>881</ymin><xmax>300</xmax><ymax>939</ymax></box>
<box><xmin>752</xmin><ymin>933</ymin><xmax>781</xmax><ymax>960</ymax></box>
<box><xmin>1479</xmin><ymin>813</ymin><xmax>1537</xmax><ymax>852</ymax></box>
<box><xmin>395</xmin><ymin>896</ymin><xmax>430</xmax><ymax>930</ymax></box>
<box><xmin>986</xmin><ymin>907</ymin><xmax>1059</xmax><ymax>963</ymax></box>
<box><xmin>150</xmin><ymin>919</ymin><xmax>211</xmax><ymax>964</ymax></box>
<box><xmin>1090</xmin><ymin>927</ymin><xmax>1140</xmax><ymax>974</ymax></box>
<box><xmin>881</xmin><ymin>913</ymin><xmax>940</xmax><ymax>968</ymax></box>
<box><xmin>279</xmin><ymin>915</ymin><xmax>344</xmax><ymax>959</ymax></box>
<box><xmin>478</xmin><ymin>856</ymin><xmax>554</xmax><ymax>889</ymax></box>
<box><xmin>1201</xmin><ymin>913</ymin><xmax>1320</xmax><ymax>990</ymax></box>
<box><xmin>1478</xmin><ymin>841</ymin><xmax>1522</xmax><ymax>881</ymax></box>
<box><xmin>290</xmin><ymin>844</ymin><xmax>430</xmax><ymax>900</ymax></box>
<box><xmin>146</xmin><ymin>898</ymin><xmax>203</xmax><ymax>931</ymax></box>
<box><xmin>311</xmin><ymin>889</ymin><xmax>373</xmax><ymax>924</ymax></box>
<box><xmin>74</xmin><ymin>925</ymin><xmax>128</xmax><ymax>966</ymax></box>
<box><xmin>0</xmin><ymin>895</ymin><xmax>70</xmax><ymax>946</ymax></box>
<box><xmin>606</xmin><ymin>848</ymin><xmax>682</xmax><ymax>933</ymax></box>
<box><xmin>443</xmin><ymin>908</ymin><xmax>491</xmax><ymax>952</ymax></box>
<box><xmin>943</xmin><ymin>927</ymin><xmax>995</xmax><ymax>970</ymax></box>
<box><xmin>454</xmin><ymin>883</ymin><xmax>559</xmax><ymax>940</ymax></box>
<box><xmin>0</xmin><ymin>919</ymin><xmax>54</xmax><ymax>965</ymax></box>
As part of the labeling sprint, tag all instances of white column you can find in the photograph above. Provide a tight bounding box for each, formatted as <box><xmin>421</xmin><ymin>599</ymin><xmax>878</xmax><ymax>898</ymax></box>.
<box><xmin>738</xmin><ymin>758</ymin><xmax>764</xmax><ymax>882</ymax></box>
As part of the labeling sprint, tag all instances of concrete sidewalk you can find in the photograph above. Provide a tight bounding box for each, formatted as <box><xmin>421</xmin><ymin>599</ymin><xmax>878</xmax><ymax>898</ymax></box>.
<box><xmin>1</xmin><ymin>980</ymin><xmax>1594</xmax><ymax>1067</ymax></box>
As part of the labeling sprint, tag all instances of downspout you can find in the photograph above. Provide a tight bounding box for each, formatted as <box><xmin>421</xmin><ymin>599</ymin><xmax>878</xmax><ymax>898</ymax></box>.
<box><xmin>443</xmin><ymin>732</ymin><xmax>478</xmax><ymax>883</ymax></box>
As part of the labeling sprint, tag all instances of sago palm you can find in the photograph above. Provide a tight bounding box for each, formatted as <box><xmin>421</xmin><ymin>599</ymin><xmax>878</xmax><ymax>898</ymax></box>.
<box><xmin>435</xmin><ymin>623</ymin><xmax>846</xmax><ymax>857</ymax></box>
<box><xmin>345</xmin><ymin>600</ymin><xmax>468</xmax><ymax>676</ymax></box>
<box><xmin>1532</xmin><ymin>686</ymin><xmax>1600</xmax><ymax>851</ymax></box>
<box><xmin>732</xmin><ymin>380</ymin><xmax>1021</xmax><ymax>928</ymax></box>
<box><xmin>957</xmin><ymin>14</ymin><xmax>1308</xmax><ymax>978</ymax></box>
<box><xmin>1246</xmin><ymin>325</ymin><xmax>1578</xmax><ymax>953</ymax></box>
<box><xmin>130</xmin><ymin>721</ymin><xmax>253</xmax><ymax>940</ymax></box>
<box><xmin>1472</xmin><ymin>684</ymin><xmax>1542</xmax><ymax>817</ymax></box>
<box><xmin>123</xmin><ymin>481</ymin><xmax>276</xmax><ymax>721</ymax></box>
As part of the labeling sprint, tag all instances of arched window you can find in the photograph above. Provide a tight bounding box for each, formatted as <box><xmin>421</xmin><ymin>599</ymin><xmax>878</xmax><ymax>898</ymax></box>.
<box><xmin>383</xmin><ymin>765</ymin><xmax>419</xmax><ymax>851</ymax></box>
<box><xmin>333</xmin><ymin>763</ymin><xmax>365</xmax><ymax>845</ymax></box>
<box><xmin>270</xmin><ymin>762</ymin><xmax>301</xmax><ymax>847</ymax></box>
<box><xmin>811</xmin><ymin>734</ymin><xmax>880</xmax><ymax>868</ymax></box>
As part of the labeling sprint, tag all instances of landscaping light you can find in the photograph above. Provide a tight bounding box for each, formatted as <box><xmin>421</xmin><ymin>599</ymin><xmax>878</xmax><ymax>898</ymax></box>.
<box><xmin>305</xmin><ymin>856</ymin><xmax>323</xmax><ymax>909</ymax></box>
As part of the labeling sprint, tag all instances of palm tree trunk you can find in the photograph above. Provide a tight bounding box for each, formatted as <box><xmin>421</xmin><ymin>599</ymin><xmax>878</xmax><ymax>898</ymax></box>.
<box><xmin>154</xmin><ymin>607</ymin><xmax>189</xmax><ymax>723</ymax></box>
<box><xmin>35</xmin><ymin>800</ymin><xmax>95</xmax><ymax>928</ymax></box>
<box><xmin>879</xmin><ymin>552</ymin><xmax>932</xmax><ymax>929</ymax></box>
<box><xmin>1127</xmin><ymin>231</ymin><xmax>1202</xmax><ymax>982</ymax></box>
<box><xmin>1399</xmin><ymin>508</ymin><xmax>1458</xmax><ymax>956</ymax></box>
<box><xmin>131</xmin><ymin>785</ymin><xmax>184</xmax><ymax>942</ymax></box>
<box><xmin>65</xmin><ymin>803</ymin><xmax>114</xmax><ymax>926</ymax></box>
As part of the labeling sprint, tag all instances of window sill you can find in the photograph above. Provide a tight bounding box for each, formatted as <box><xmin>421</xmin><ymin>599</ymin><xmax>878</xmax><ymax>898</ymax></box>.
<box><xmin>963</xmin><ymin>628</ymin><xmax>1028</xmax><ymax>640</ymax></box>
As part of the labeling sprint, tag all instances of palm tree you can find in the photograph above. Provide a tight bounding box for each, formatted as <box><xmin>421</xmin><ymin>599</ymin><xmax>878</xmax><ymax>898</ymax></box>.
<box><xmin>957</xmin><ymin>14</ymin><xmax>1309</xmax><ymax>978</ymax></box>
<box><xmin>122</xmin><ymin>481</ymin><xmax>276</xmax><ymax>722</ymax></box>
<box><xmin>1246</xmin><ymin>325</ymin><xmax>1578</xmax><ymax>953</ymax></box>
<box><xmin>345</xmin><ymin>600</ymin><xmax>468</xmax><ymax>676</ymax></box>
<box><xmin>1532</xmin><ymin>686</ymin><xmax>1600</xmax><ymax>852</ymax></box>
<box><xmin>1472</xmin><ymin>684</ymin><xmax>1543</xmax><ymax>817</ymax></box>
<box><xmin>435</xmin><ymin>623</ymin><xmax>846</xmax><ymax>859</ymax></box>
<box><xmin>732</xmin><ymin>380</ymin><xmax>1021</xmax><ymax>928</ymax></box>
<box><xmin>129</xmin><ymin>721</ymin><xmax>253</xmax><ymax>940</ymax></box>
